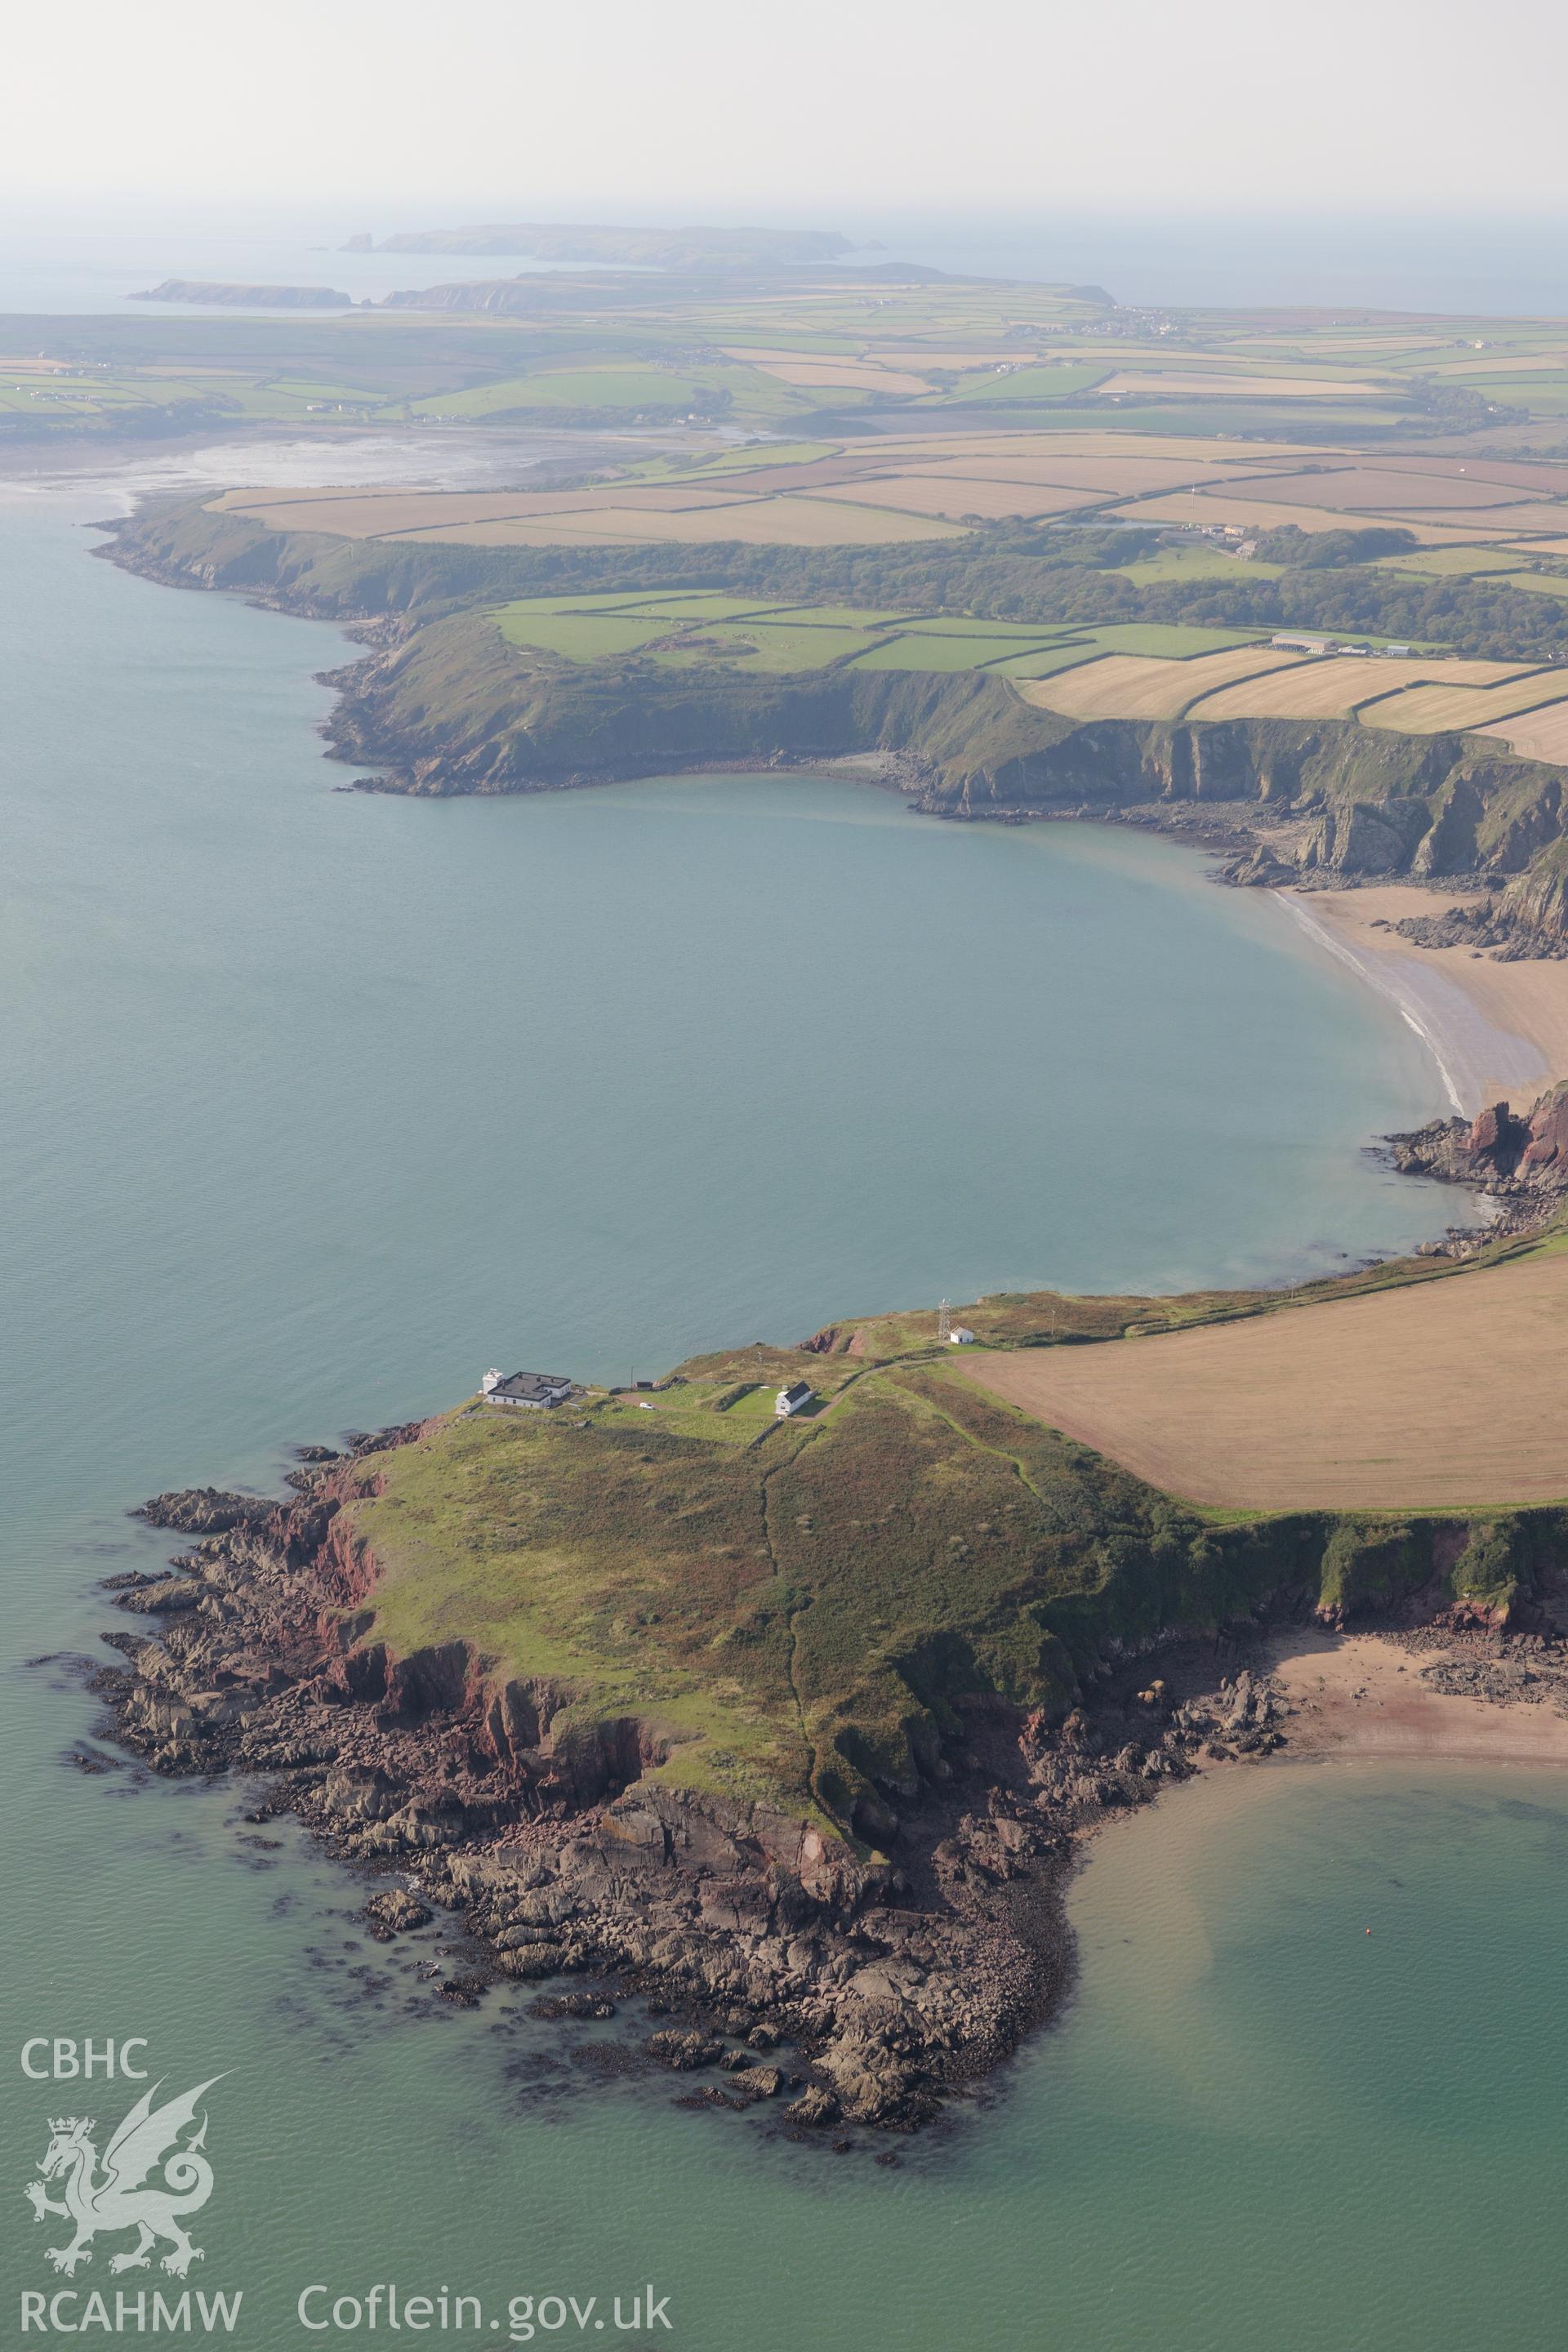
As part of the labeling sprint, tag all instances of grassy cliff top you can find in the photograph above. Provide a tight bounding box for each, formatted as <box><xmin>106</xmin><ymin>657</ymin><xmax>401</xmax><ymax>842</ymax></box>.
<box><xmin>350</xmin><ymin>1349</ymin><xmax>1212</xmax><ymax>1836</ymax></box>
<box><xmin>341</xmin><ymin>1234</ymin><xmax>1565</xmax><ymax>1838</ymax></box>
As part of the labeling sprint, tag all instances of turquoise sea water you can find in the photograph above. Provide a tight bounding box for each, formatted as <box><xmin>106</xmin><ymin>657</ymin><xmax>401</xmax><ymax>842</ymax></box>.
<box><xmin>4</xmin><ymin>486</ymin><xmax>1561</xmax><ymax>2348</ymax></box>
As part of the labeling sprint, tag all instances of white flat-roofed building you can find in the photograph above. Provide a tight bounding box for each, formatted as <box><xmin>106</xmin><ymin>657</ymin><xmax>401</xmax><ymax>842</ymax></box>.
<box><xmin>482</xmin><ymin>1369</ymin><xmax>572</xmax><ymax>1409</ymax></box>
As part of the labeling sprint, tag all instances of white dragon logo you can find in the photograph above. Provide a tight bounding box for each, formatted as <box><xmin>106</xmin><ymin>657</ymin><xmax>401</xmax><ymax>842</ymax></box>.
<box><xmin>24</xmin><ymin>2078</ymin><xmax>223</xmax><ymax>2278</ymax></box>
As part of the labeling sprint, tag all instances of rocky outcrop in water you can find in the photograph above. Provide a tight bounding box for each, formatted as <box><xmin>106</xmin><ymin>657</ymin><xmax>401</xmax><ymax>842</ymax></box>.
<box><xmin>1388</xmin><ymin>1083</ymin><xmax>1568</xmax><ymax>1214</ymax></box>
<box><xmin>135</xmin><ymin>1488</ymin><xmax>274</xmax><ymax>1535</ymax></box>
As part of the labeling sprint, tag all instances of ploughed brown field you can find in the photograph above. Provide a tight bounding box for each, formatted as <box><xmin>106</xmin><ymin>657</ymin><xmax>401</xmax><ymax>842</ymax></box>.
<box><xmin>957</xmin><ymin>1249</ymin><xmax>1568</xmax><ymax>1510</ymax></box>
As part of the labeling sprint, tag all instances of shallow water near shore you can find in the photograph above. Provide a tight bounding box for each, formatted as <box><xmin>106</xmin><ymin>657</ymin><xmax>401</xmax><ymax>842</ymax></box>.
<box><xmin>2</xmin><ymin>485</ymin><xmax>1554</xmax><ymax>2345</ymax></box>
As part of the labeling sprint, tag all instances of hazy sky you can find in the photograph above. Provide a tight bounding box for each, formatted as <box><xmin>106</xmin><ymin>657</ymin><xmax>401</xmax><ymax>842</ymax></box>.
<box><xmin>7</xmin><ymin>0</ymin><xmax>1568</xmax><ymax>220</ymax></box>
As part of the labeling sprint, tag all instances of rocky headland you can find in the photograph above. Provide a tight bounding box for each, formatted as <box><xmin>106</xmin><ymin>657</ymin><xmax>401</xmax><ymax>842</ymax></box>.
<box><xmin>85</xmin><ymin>1254</ymin><xmax>1568</xmax><ymax>2133</ymax></box>
<box><xmin>93</xmin><ymin>1447</ymin><xmax>1307</xmax><ymax>2131</ymax></box>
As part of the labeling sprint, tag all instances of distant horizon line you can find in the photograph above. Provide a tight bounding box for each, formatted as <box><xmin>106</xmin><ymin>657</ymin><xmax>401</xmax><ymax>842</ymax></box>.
<box><xmin>8</xmin><ymin>199</ymin><xmax>1568</xmax><ymax>231</ymax></box>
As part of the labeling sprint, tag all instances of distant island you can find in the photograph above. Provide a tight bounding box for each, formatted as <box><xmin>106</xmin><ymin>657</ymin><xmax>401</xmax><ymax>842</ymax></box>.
<box><xmin>342</xmin><ymin>221</ymin><xmax>855</xmax><ymax>269</ymax></box>
<box><xmin>131</xmin><ymin>279</ymin><xmax>354</xmax><ymax>309</ymax></box>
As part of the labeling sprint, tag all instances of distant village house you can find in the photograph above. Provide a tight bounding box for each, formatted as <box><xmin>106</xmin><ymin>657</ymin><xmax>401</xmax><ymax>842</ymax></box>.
<box><xmin>947</xmin><ymin>1325</ymin><xmax>977</xmax><ymax>1345</ymax></box>
<box><xmin>481</xmin><ymin>1369</ymin><xmax>573</xmax><ymax>1409</ymax></box>
<box><xmin>776</xmin><ymin>1381</ymin><xmax>815</xmax><ymax>1418</ymax></box>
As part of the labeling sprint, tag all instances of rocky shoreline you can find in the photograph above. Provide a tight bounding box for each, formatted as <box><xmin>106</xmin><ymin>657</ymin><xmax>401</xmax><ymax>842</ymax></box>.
<box><xmin>92</xmin><ymin>1446</ymin><xmax>1308</xmax><ymax>2135</ymax></box>
<box><xmin>91</xmin><ymin>1442</ymin><xmax>1568</xmax><ymax>2132</ymax></box>
<box><xmin>1387</xmin><ymin>1080</ymin><xmax>1568</xmax><ymax>1247</ymax></box>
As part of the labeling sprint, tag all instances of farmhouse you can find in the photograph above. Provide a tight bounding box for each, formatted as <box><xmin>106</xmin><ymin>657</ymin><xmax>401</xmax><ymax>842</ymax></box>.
<box><xmin>776</xmin><ymin>1381</ymin><xmax>816</xmax><ymax>1418</ymax></box>
<box><xmin>947</xmin><ymin>1325</ymin><xmax>977</xmax><ymax>1345</ymax></box>
<box><xmin>481</xmin><ymin>1369</ymin><xmax>573</xmax><ymax>1409</ymax></box>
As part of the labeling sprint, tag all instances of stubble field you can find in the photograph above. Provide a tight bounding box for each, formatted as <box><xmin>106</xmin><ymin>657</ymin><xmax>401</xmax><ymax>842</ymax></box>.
<box><xmin>959</xmin><ymin>1247</ymin><xmax>1568</xmax><ymax>1511</ymax></box>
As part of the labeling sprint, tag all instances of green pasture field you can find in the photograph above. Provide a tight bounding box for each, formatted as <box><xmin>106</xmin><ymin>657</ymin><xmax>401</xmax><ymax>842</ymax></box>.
<box><xmin>593</xmin><ymin>1380</ymin><xmax>782</xmax><ymax>1445</ymax></box>
<box><xmin>1374</xmin><ymin>546</ymin><xmax>1552</xmax><ymax>578</ymax></box>
<box><xmin>1080</xmin><ymin>622</ymin><xmax>1270</xmax><ymax>656</ymax></box>
<box><xmin>490</xmin><ymin>590</ymin><xmax>1274</xmax><ymax>676</ymax></box>
<box><xmin>608</xmin><ymin>593</ymin><xmax>812</xmax><ymax>621</ymax></box>
<box><xmin>651</xmin><ymin>623</ymin><xmax>880</xmax><ymax>670</ymax></box>
<box><xmin>926</xmin><ymin>363</ymin><xmax>1112</xmax><ymax>403</ymax></box>
<box><xmin>1115</xmin><ymin>543</ymin><xmax>1286</xmax><ymax>584</ymax></box>
<box><xmin>881</xmin><ymin>615</ymin><xmax>1078</xmax><ymax>638</ymax></box>
<box><xmin>754</xmin><ymin>601</ymin><xmax>922</xmax><ymax>629</ymax></box>
<box><xmin>1492</xmin><ymin>571</ymin><xmax>1568</xmax><ymax>599</ymax></box>
<box><xmin>493</xmin><ymin>609</ymin><xmax>682</xmax><ymax>660</ymax></box>
<box><xmin>981</xmin><ymin>639</ymin><xmax>1106</xmax><ymax>677</ymax></box>
<box><xmin>412</xmin><ymin>368</ymin><xmax>710</xmax><ymax>417</ymax></box>
<box><xmin>624</xmin><ymin>441</ymin><xmax>840</xmax><ymax>482</ymax></box>
<box><xmin>849</xmin><ymin>631</ymin><xmax>1067</xmax><ymax>671</ymax></box>
<box><xmin>261</xmin><ymin>376</ymin><xmax>387</xmax><ymax>402</ymax></box>
<box><xmin>394</xmin><ymin>358</ymin><xmax>825</xmax><ymax>427</ymax></box>
<box><xmin>982</xmin><ymin>621</ymin><xmax>1270</xmax><ymax>678</ymax></box>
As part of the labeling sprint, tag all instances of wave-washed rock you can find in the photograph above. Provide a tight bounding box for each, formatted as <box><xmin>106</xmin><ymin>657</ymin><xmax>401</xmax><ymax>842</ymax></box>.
<box><xmin>1389</xmin><ymin>1082</ymin><xmax>1568</xmax><ymax>1228</ymax></box>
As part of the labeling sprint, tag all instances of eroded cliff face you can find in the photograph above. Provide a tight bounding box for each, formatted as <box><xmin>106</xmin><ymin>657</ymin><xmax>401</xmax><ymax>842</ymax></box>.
<box><xmin>100</xmin><ymin>497</ymin><xmax>1568</xmax><ymax>950</ymax></box>
<box><xmin>1499</xmin><ymin>839</ymin><xmax>1568</xmax><ymax>948</ymax></box>
<box><xmin>313</xmin><ymin>623</ymin><xmax>1568</xmax><ymax>946</ymax></box>
<box><xmin>332</xmin><ymin>631</ymin><xmax>1568</xmax><ymax>945</ymax></box>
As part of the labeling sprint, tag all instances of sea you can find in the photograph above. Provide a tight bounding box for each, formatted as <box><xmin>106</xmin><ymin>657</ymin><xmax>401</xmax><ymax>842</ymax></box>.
<box><xmin>3</xmin><ymin>458</ymin><xmax>1566</xmax><ymax>2348</ymax></box>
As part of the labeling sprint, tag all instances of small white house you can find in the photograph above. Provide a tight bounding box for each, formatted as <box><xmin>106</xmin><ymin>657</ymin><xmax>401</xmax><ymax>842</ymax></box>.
<box><xmin>482</xmin><ymin>1368</ymin><xmax>573</xmax><ymax>1410</ymax></box>
<box><xmin>947</xmin><ymin>1325</ymin><xmax>977</xmax><ymax>1346</ymax></box>
<box><xmin>776</xmin><ymin>1381</ymin><xmax>815</xmax><ymax>1419</ymax></box>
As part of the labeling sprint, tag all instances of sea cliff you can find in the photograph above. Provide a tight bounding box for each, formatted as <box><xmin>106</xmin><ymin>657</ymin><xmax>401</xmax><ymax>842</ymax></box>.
<box><xmin>100</xmin><ymin>497</ymin><xmax>1568</xmax><ymax>952</ymax></box>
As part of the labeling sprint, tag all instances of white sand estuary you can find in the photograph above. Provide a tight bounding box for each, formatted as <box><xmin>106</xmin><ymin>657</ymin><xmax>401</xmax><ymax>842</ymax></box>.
<box><xmin>1276</xmin><ymin>884</ymin><xmax>1563</xmax><ymax>1116</ymax></box>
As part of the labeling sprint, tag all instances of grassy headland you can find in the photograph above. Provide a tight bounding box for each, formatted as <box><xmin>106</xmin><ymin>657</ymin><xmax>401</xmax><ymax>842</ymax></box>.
<box><xmin>335</xmin><ymin>1224</ymin><xmax>1568</xmax><ymax>1846</ymax></box>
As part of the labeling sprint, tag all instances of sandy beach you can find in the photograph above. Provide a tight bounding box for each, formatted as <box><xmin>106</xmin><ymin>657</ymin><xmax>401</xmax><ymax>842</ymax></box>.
<box><xmin>1267</xmin><ymin>1629</ymin><xmax>1568</xmax><ymax>1766</ymax></box>
<box><xmin>1283</xmin><ymin>884</ymin><xmax>1568</xmax><ymax>1115</ymax></box>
